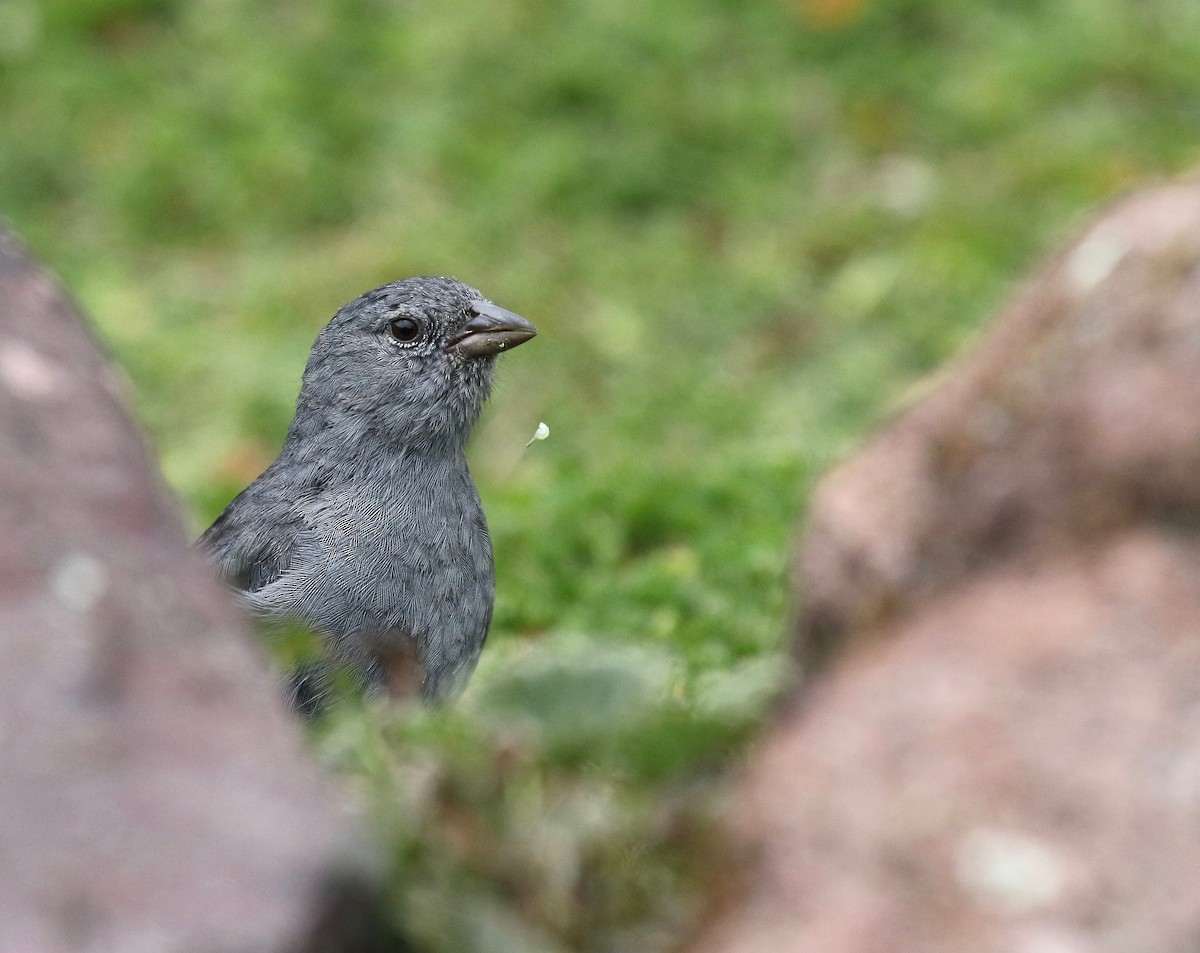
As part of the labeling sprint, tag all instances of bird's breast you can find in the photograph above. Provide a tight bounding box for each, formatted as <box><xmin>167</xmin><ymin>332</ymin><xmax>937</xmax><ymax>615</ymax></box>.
<box><xmin>289</xmin><ymin>472</ymin><xmax>494</xmax><ymax>692</ymax></box>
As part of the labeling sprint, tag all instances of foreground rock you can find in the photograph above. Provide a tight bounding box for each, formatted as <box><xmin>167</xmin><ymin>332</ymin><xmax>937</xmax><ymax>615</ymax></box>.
<box><xmin>690</xmin><ymin>181</ymin><xmax>1200</xmax><ymax>953</ymax></box>
<box><xmin>0</xmin><ymin>228</ymin><xmax>387</xmax><ymax>952</ymax></box>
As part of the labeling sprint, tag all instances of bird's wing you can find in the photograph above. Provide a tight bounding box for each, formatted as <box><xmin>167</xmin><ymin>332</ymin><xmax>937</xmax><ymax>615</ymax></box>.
<box><xmin>198</xmin><ymin>485</ymin><xmax>302</xmax><ymax>594</ymax></box>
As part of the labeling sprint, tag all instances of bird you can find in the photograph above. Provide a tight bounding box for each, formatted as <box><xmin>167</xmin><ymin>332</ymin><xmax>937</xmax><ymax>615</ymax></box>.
<box><xmin>198</xmin><ymin>276</ymin><xmax>536</xmax><ymax>713</ymax></box>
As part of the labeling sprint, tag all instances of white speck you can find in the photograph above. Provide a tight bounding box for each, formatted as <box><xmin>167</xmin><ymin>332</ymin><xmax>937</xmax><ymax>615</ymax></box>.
<box><xmin>50</xmin><ymin>554</ymin><xmax>107</xmax><ymax>613</ymax></box>
<box><xmin>954</xmin><ymin>827</ymin><xmax>1067</xmax><ymax>916</ymax></box>
<box><xmin>1066</xmin><ymin>229</ymin><xmax>1129</xmax><ymax>292</ymax></box>
<box><xmin>876</xmin><ymin>154</ymin><xmax>936</xmax><ymax>218</ymax></box>
<box><xmin>525</xmin><ymin>421</ymin><xmax>550</xmax><ymax>447</ymax></box>
<box><xmin>0</xmin><ymin>339</ymin><xmax>63</xmax><ymax>400</ymax></box>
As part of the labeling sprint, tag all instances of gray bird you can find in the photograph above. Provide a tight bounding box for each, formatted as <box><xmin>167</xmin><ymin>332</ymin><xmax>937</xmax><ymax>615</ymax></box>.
<box><xmin>199</xmin><ymin>276</ymin><xmax>536</xmax><ymax>712</ymax></box>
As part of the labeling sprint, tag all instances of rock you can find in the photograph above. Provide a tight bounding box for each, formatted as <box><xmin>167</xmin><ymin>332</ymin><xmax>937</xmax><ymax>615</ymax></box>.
<box><xmin>0</xmin><ymin>227</ymin><xmax>390</xmax><ymax>953</ymax></box>
<box><xmin>689</xmin><ymin>181</ymin><xmax>1200</xmax><ymax>953</ymax></box>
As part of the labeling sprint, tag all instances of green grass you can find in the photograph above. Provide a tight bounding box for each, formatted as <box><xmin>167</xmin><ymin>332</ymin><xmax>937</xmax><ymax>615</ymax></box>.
<box><xmin>4</xmin><ymin>0</ymin><xmax>1199</xmax><ymax>948</ymax></box>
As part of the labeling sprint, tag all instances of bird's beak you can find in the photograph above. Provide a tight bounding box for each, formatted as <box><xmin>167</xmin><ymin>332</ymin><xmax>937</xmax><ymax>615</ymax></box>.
<box><xmin>448</xmin><ymin>301</ymin><xmax>537</xmax><ymax>358</ymax></box>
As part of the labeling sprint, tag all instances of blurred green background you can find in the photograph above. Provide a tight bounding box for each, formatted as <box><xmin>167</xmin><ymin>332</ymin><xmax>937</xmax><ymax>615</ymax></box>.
<box><xmin>3</xmin><ymin>0</ymin><xmax>1198</xmax><ymax>949</ymax></box>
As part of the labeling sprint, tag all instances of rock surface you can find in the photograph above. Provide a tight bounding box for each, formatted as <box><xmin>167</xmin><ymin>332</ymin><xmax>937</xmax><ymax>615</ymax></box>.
<box><xmin>0</xmin><ymin>228</ymin><xmax>387</xmax><ymax>953</ymax></box>
<box><xmin>689</xmin><ymin>181</ymin><xmax>1200</xmax><ymax>953</ymax></box>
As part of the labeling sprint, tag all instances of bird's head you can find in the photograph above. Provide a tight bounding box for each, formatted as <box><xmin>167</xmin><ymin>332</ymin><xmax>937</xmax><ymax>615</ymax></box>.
<box><xmin>292</xmin><ymin>276</ymin><xmax>536</xmax><ymax>449</ymax></box>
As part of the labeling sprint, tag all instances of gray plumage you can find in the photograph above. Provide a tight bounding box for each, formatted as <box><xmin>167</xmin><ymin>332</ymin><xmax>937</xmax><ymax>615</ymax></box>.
<box><xmin>199</xmin><ymin>276</ymin><xmax>536</xmax><ymax>709</ymax></box>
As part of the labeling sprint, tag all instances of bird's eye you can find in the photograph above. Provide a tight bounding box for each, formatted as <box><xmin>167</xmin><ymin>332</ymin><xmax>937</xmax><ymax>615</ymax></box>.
<box><xmin>389</xmin><ymin>316</ymin><xmax>420</xmax><ymax>343</ymax></box>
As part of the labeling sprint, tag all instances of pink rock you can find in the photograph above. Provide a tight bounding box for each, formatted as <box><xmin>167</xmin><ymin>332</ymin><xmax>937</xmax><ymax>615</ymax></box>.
<box><xmin>0</xmin><ymin>228</ymin><xmax>383</xmax><ymax>953</ymax></box>
<box><xmin>691</xmin><ymin>182</ymin><xmax>1200</xmax><ymax>953</ymax></box>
